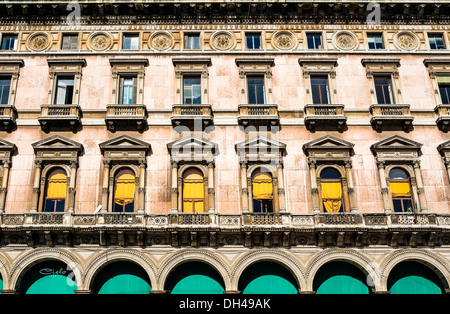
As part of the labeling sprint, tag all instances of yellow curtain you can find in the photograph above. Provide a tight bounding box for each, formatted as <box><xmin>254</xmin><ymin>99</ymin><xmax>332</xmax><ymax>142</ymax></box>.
<box><xmin>390</xmin><ymin>181</ymin><xmax>411</xmax><ymax>197</ymax></box>
<box><xmin>252</xmin><ymin>174</ymin><xmax>273</xmax><ymax>199</ymax></box>
<box><xmin>321</xmin><ymin>181</ymin><xmax>342</xmax><ymax>213</ymax></box>
<box><xmin>183</xmin><ymin>173</ymin><xmax>204</xmax><ymax>213</ymax></box>
<box><xmin>47</xmin><ymin>173</ymin><xmax>67</xmax><ymax>199</ymax></box>
<box><xmin>114</xmin><ymin>173</ymin><xmax>135</xmax><ymax>205</ymax></box>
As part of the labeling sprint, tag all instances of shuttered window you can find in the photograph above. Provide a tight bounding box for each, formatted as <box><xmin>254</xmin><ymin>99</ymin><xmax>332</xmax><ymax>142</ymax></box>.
<box><xmin>61</xmin><ymin>34</ymin><xmax>78</xmax><ymax>50</ymax></box>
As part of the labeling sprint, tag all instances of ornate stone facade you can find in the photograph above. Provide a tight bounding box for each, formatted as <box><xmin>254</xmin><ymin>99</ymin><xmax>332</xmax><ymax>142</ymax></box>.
<box><xmin>0</xmin><ymin>1</ymin><xmax>449</xmax><ymax>295</ymax></box>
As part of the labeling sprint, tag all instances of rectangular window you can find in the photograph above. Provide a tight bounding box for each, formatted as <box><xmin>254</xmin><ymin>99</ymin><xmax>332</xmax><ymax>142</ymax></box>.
<box><xmin>247</xmin><ymin>75</ymin><xmax>265</xmax><ymax>104</ymax></box>
<box><xmin>374</xmin><ymin>76</ymin><xmax>394</xmax><ymax>104</ymax></box>
<box><xmin>184</xmin><ymin>34</ymin><xmax>200</xmax><ymax>50</ymax></box>
<box><xmin>310</xmin><ymin>75</ymin><xmax>330</xmax><ymax>104</ymax></box>
<box><xmin>307</xmin><ymin>33</ymin><xmax>323</xmax><ymax>49</ymax></box>
<box><xmin>183</xmin><ymin>76</ymin><xmax>201</xmax><ymax>104</ymax></box>
<box><xmin>246</xmin><ymin>33</ymin><xmax>261</xmax><ymax>50</ymax></box>
<box><xmin>54</xmin><ymin>76</ymin><xmax>75</xmax><ymax>105</ymax></box>
<box><xmin>1</xmin><ymin>35</ymin><xmax>17</xmax><ymax>51</ymax></box>
<box><xmin>119</xmin><ymin>76</ymin><xmax>137</xmax><ymax>105</ymax></box>
<box><xmin>368</xmin><ymin>33</ymin><xmax>384</xmax><ymax>49</ymax></box>
<box><xmin>122</xmin><ymin>34</ymin><xmax>139</xmax><ymax>50</ymax></box>
<box><xmin>438</xmin><ymin>76</ymin><xmax>450</xmax><ymax>104</ymax></box>
<box><xmin>429</xmin><ymin>34</ymin><xmax>446</xmax><ymax>50</ymax></box>
<box><xmin>0</xmin><ymin>76</ymin><xmax>11</xmax><ymax>105</ymax></box>
<box><xmin>61</xmin><ymin>34</ymin><xmax>78</xmax><ymax>50</ymax></box>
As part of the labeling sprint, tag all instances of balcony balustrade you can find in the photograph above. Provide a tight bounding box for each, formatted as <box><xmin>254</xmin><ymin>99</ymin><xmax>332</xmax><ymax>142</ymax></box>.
<box><xmin>105</xmin><ymin>104</ymin><xmax>148</xmax><ymax>131</ymax></box>
<box><xmin>237</xmin><ymin>104</ymin><xmax>279</xmax><ymax>126</ymax></box>
<box><xmin>369</xmin><ymin>104</ymin><xmax>413</xmax><ymax>132</ymax></box>
<box><xmin>38</xmin><ymin>104</ymin><xmax>82</xmax><ymax>132</ymax></box>
<box><xmin>435</xmin><ymin>104</ymin><xmax>450</xmax><ymax>132</ymax></box>
<box><xmin>171</xmin><ymin>104</ymin><xmax>213</xmax><ymax>127</ymax></box>
<box><xmin>0</xmin><ymin>104</ymin><xmax>17</xmax><ymax>131</ymax></box>
<box><xmin>304</xmin><ymin>104</ymin><xmax>347</xmax><ymax>132</ymax></box>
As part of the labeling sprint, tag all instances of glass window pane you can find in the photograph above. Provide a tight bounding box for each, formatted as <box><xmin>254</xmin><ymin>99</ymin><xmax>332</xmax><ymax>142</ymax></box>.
<box><xmin>311</xmin><ymin>76</ymin><xmax>329</xmax><ymax>104</ymax></box>
<box><xmin>185</xmin><ymin>34</ymin><xmax>200</xmax><ymax>49</ymax></box>
<box><xmin>246</xmin><ymin>33</ymin><xmax>261</xmax><ymax>49</ymax></box>
<box><xmin>374</xmin><ymin>77</ymin><xmax>392</xmax><ymax>104</ymax></box>
<box><xmin>429</xmin><ymin>34</ymin><xmax>445</xmax><ymax>49</ymax></box>
<box><xmin>389</xmin><ymin>168</ymin><xmax>408</xmax><ymax>180</ymax></box>
<box><xmin>54</xmin><ymin>76</ymin><xmax>75</xmax><ymax>105</ymax></box>
<box><xmin>0</xmin><ymin>77</ymin><xmax>11</xmax><ymax>105</ymax></box>
<box><xmin>1</xmin><ymin>35</ymin><xmax>17</xmax><ymax>50</ymax></box>
<box><xmin>439</xmin><ymin>85</ymin><xmax>450</xmax><ymax>104</ymax></box>
<box><xmin>247</xmin><ymin>76</ymin><xmax>265</xmax><ymax>104</ymax></box>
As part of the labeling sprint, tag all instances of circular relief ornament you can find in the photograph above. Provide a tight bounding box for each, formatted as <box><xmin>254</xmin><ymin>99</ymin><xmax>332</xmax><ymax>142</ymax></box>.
<box><xmin>333</xmin><ymin>31</ymin><xmax>358</xmax><ymax>50</ymax></box>
<box><xmin>272</xmin><ymin>31</ymin><xmax>295</xmax><ymax>50</ymax></box>
<box><xmin>150</xmin><ymin>32</ymin><xmax>174</xmax><ymax>51</ymax></box>
<box><xmin>88</xmin><ymin>32</ymin><xmax>113</xmax><ymax>51</ymax></box>
<box><xmin>395</xmin><ymin>32</ymin><xmax>419</xmax><ymax>51</ymax></box>
<box><xmin>27</xmin><ymin>32</ymin><xmax>51</xmax><ymax>51</ymax></box>
<box><xmin>210</xmin><ymin>31</ymin><xmax>235</xmax><ymax>51</ymax></box>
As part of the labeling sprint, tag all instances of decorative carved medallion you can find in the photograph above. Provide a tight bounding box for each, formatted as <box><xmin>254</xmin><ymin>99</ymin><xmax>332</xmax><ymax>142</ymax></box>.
<box><xmin>272</xmin><ymin>31</ymin><xmax>295</xmax><ymax>50</ymax></box>
<box><xmin>395</xmin><ymin>32</ymin><xmax>419</xmax><ymax>51</ymax></box>
<box><xmin>210</xmin><ymin>31</ymin><xmax>234</xmax><ymax>50</ymax></box>
<box><xmin>333</xmin><ymin>31</ymin><xmax>358</xmax><ymax>50</ymax></box>
<box><xmin>88</xmin><ymin>32</ymin><xmax>113</xmax><ymax>51</ymax></box>
<box><xmin>28</xmin><ymin>33</ymin><xmax>51</xmax><ymax>51</ymax></box>
<box><xmin>150</xmin><ymin>32</ymin><xmax>173</xmax><ymax>51</ymax></box>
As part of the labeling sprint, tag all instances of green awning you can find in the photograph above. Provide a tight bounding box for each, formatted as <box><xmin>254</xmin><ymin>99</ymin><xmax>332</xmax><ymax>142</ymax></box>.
<box><xmin>98</xmin><ymin>274</ymin><xmax>151</xmax><ymax>294</ymax></box>
<box><xmin>26</xmin><ymin>275</ymin><xmax>77</xmax><ymax>294</ymax></box>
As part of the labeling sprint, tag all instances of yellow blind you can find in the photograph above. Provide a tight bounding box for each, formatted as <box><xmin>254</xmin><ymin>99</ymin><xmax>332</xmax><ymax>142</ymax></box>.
<box><xmin>252</xmin><ymin>174</ymin><xmax>273</xmax><ymax>199</ymax></box>
<box><xmin>47</xmin><ymin>173</ymin><xmax>67</xmax><ymax>199</ymax></box>
<box><xmin>114</xmin><ymin>173</ymin><xmax>135</xmax><ymax>205</ymax></box>
<box><xmin>321</xmin><ymin>181</ymin><xmax>342</xmax><ymax>213</ymax></box>
<box><xmin>390</xmin><ymin>181</ymin><xmax>411</xmax><ymax>197</ymax></box>
<box><xmin>183</xmin><ymin>173</ymin><xmax>204</xmax><ymax>213</ymax></box>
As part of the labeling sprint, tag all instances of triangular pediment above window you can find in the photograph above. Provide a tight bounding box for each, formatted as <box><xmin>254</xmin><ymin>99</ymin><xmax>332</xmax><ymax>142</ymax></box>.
<box><xmin>302</xmin><ymin>135</ymin><xmax>354</xmax><ymax>157</ymax></box>
<box><xmin>370</xmin><ymin>135</ymin><xmax>422</xmax><ymax>159</ymax></box>
<box><xmin>99</xmin><ymin>135</ymin><xmax>151</xmax><ymax>162</ymax></box>
<box><xmin>32</xmin><ymin>135</ymin><xmax>83</xmax><ymax>162</ymax></box>
<box><xmin>167</xmin><ymin>135</ymin><xmax>217</xmax><ymax>163</ymax></box>
<box><xmin>32</xmin><ymin>135</ymin><xmax>83</xmax><ymax>152</ymax></box>
<box><xmin>0</xmin><ymin>139</ymin><xmax>16</xmax><ymax>161</ymax></box>
<box><xmin>235</xmin><ymin>135</ymin><xmax>286</xmax><ymax>163</ymax></box>
<box><xmin>438</xmin><ymin>140</ymin><xmax>450</xmax><ymax>160</ymax></box>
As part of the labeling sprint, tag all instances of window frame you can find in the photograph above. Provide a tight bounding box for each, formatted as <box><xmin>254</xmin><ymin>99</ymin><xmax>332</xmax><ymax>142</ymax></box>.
<box><xmin>306</xmin><ymin>32</ymin><xmax>323</xmax><ymax>50</ymax></box>
<box><xmin>173</xmin><ymin>58</ymin><xmax>211</xmax><ymax>105</ymax></box>
<box><xmin>389</xmin><ymin>167</ymin><xmax>415</xmax><ymax>213</ymax></box>
<box><xmin>245</xmin><ymin>32</ymin><xmax>262</xmax><ymax>50</ymax></box>
<box><xmin>367</xmin><ymin>33</ymin><xmax>385</xmax><ymax>50</ymax></box>
<box><xmin>53</xmin><ymin>75</ymin><xmax>76</xmax><ymax>105</ymax></box>
<box><xmin>251</xmin><ymin>169</ymin><xmax>274</xmax><ymax>214</ymax></box>
<box><xmin>373</xmin><ymin>75</ymin><xmax>395</xmax><ymax>105</ymax></box>
<box><xmin>183</xmin><ymin>33</ymin><xmax>201</xmax><ymax>50</ymax></box>
<box><xmin>319</xmin><ymin>167</ymin><xmax>345</xmax><ymax>213</ymax></box>
<box><xmin>112</xmin><ymin>167</ymin><xmax>137</xmax><ymax>213</ymax></box>
<box><xmin>0</xmin><ymin>59</ymin><xmax>23</xmax><ymax>107</ymax></box>
<box><xmin>122</xmin><ymin>33</ymin><xmax>140</xmax><ymax>50</ymax></box>
<box><xmin>61</xmin><ymin>33</ymin><xmax>79</xmax><ymax>51</ymax></box>
<box><xmin>310</xmin><ymin>75</ymin><xmax>331</xmax><ymax>105</ymax></box>
<box><xmin>47</xmin><ymin>58</ymin><xmax>85</xmax><ymax>106</ymax></box>
<box><xmin>182</xmin><ymin>75</ymin><xmax>202</xmax><ymax>105</ymax></box>
<box><xmin>0</xmin><ymin>34</ymin><xmax>18</xmax><ymax>51</ymax></box>
<box><xmin>299</xmin><ymin>58</ymin><xmax>338</xmax><ymax>105</ymax></box>
<box><xmin>42</xmin><ymin>167</ymin><xmax>68</xmax><ymax>213</ymax></box>
<box><xmin>428</xmin><ymin>33</ymin><xmax>446</xmax><ymax>50</ymax></box>
<box><xmin>246</xmin><ymin>75</ymin><xmax>266</xmax><ymax>105</ymax></box>
<box><xmin>181</xmin><ymin>167</ymin><xmax>206</xmax><ymax>213</ymax></box>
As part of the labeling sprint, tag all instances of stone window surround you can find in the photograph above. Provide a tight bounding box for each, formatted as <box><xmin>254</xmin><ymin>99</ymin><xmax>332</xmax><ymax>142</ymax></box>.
<box><xmin>109</xmin><ymin>58</ymin><xmax>148</xmax><ymax>105</ymax></box>
<box><xmin>361</xmin><ymin>58</ymin><xmax>403</xmax><ymax>105</ymax></box>
<box><xmin>172</xmin><ymin>57</ymin><xmax>211</xmax><ymax>105</ymax></box>
<box><xmin>46</xmin><ymin>58</ymin><xmax>85</xmax><ymax>105</ymax></box>
<box><xmin>370</xmin><ymin>136</ymin><xmax>428</xmax><ymax>213</ymax></box>
<box><xmin>0</xmin><ymin>59</ymin><xmax>23</xmax><ymax>106</ymax></box>
<box><xmin>235</xmin><ymin>58</ymin><xmax>275</xmax><ymax>105</ymax></box>
<box><xmin>0</xmin><ymin>139</ymin><xmax>16</xmax><ymax>213</ymax></box>
<box><xmin>30</xmin><ymin>135</ymin><xmax>83</xmax><ymax>213</ymax></box>
<box><xmin>299</xmin><ymin>58</ymin><xmax>338</xmax><ymax>105</ymax></box>
<box><xmin>424</xmin><ymin>58</ymin><xmax>450</xmax><ymax>105</ymax></box>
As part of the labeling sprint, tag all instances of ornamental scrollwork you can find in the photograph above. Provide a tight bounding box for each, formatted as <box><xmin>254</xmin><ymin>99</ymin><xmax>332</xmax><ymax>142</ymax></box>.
<box><xmin>88</xmin><ymin>32</ymin><xmax>113</xmax><ymax>51</ymax></box>
<box><xmin>333</xmin><ymin>31</ymin><xmax>358</xmax><ymax>50</ymax></box>
<box><xmin>272</xmin><ymin>31</ymin><xmax>295</xmax><ymax>50</ymax></box>
<box><xmin>28</xmin><ymin>32</ymin><xmax>51</xmax><ymax>51</ymax></box>
<box><xmin>150</xmin><ymin>32</ymin><xmax>173</xmax><ymax>51</ymax></box>
<box><xmin>395</xmin><ymin>32</ymin><xmax>419</xmax><ymax>51</ymax></box>
<box><xmin>210</xmin><ymin>31</ymin><xmax>235</xmax><ymax>50</ymax></box>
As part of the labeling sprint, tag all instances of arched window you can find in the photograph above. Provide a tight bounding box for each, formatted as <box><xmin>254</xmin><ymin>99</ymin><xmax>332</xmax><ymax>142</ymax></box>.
<box><xmin>182</xmin><ymin>168</ymin><xmax>205</xmax><ymax>213</ymax></box>
<box><xmin>43</xmin><ymin>168</ymin><xmax>67</xmax><ymax>212</ymax></box>
<box><xmin>252</xmin><ymin>171</ymin><xmax>273</xmax><ymax>213</ymax></box>
<box><xmin>320</xmin><ymin>167</ymin><xmax>344</xmax><ymax>213</ymax></box>
<box><xmin>389</xmin><ymin>168</ymin><xmax>414</xmax><ymax>213</ymax></box>
<box><xmin>113</xmin><ymin>168</ymin><xmax>136</xmax><ymax>212</ymax></box>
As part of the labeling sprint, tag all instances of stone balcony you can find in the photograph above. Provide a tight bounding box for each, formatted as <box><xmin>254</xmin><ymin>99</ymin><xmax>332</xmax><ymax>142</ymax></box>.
<box><xmin>1</xmin><ymin>212</ymin><xmax>448</xmax><ymax>248</ymax></box>
<box><xmin>304</xmin><ymin>104</ymin><xmax>347</xmax><ymax>132</ymax></box>
<box><xmin>369</xmin><ymin>104</ymin><xmax>414</xmax><ymax>132</ymax></box>
<box><xmin>237</xmin><ymin>104</ymin><xmax>279</xmax><ymax>126</ymax></box>
<box><xmin>171</xmin><ymin>104</ymin><xmax>213</xmax><ymax>127</ymax></box>
<box><xmin>38</xmin><ymin>104</ymin><xmax>82</xmax><ymax>132</ymax></box>
<box><xmin>0</xmin><ymin>104</ymin><xmax>17</xmax><ymax>132</ymax></box>
<box><xmin>435</xmin><ymin>104</ymin><xmax>450</xmax><ymax>132</ymax></box>
<box><xmin>105</xmin><ymin>104</ymin><xmax>148</xmax><ymax>132</ymax></box>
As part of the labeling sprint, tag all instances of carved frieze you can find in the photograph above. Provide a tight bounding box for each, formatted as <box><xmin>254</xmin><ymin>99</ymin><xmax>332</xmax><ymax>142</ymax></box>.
<box><xmin>150</xmin><ymin>31</ymin><xmax>174</xmax><ymax>51</ymax></box>
<box><xmin>333</xmin><ymin>31</ymin><xmax>358</xmax><ymax>51</ymax></box>
<box><xmin>88</xmin><ymin>32</ymin><xmax>113</xmax><ymax>51</ymax></box>
<box><xmin>27</xmin><ymin>32</ymin><xmax>51</xmax><ymax>51</ymax></box>
<box><xmin>394</xmin><ymin>31</ymin><xmax>419</xmax><ymax>51</ymax></box>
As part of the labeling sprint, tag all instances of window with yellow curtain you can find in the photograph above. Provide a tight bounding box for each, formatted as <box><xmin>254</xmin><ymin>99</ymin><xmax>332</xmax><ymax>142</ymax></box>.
<box><xmin>113</xmin><ymin>168</ymin><xmax>136</xmax><ymax>212</ymax></box>
<box><xmin>44</xmin><ymin>168</ymin><xmax>67</xmax><ymax>212</ymax></box>
<box><xmin>252</xmin><ymin>172</ymin><xmax>273</xmax><ymax>213</ymax></box>
<box><xmin>320</xmin><ymin>167</ymin><xmax>343</xmax><ymax>213</ymax></box>
<box><xmin>183</xmin><ymin>169</ymin><xmax>205</xmax><ymax>213</ymax></box>
<box><xmin>389</xmin><ymin>168</ymin><xmax>414</xmax><ymax>213</ymax></box>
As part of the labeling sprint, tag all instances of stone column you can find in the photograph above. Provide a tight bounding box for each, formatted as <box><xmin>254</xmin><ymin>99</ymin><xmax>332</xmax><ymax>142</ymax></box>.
<box><xmin>308</xmin><ymin>160</ymin><xmax>320</xmax><ymax>213</ymax></box>
<box><xmin>240</xmin><ymin>161</ymin><xmax>249</xmax><ymax>213</ymax></box>
<box><xmin>101</xmin><ymin>160</ymin><xmax>110</xmax><ymax>213</ymax></box>
<box><xmin>377</xmin><ymin>161</ymin><xmax>391</xmax><ymax>213</ymax></box>
<box><xmin>171</xmin><ymin>161</ymin><xmax>178</xmax><ymax>212</ymax></box>
<box><xmin>345</xmin><ymin>161</ymin><xmax>357</xmax><ymax>212</ymax></box>
<box><xmin>138</xmin><ymin>161</ymin><xmax>146</xmax><ymax>213</ymax></box>
<box><xmin>30</xmin><ymin>160</ymin><xmax>42</xmax><ymax>212</ymax></box>
<box><xmin>277</xmin><ymin>163</ymin><xmax>286</xmax><ymax>212</ymax></box>
<box><xmin>0</xmin><ymin>161</ymin><xmax>10</xmax><ymax>213</ymax></box>
<box><xmin>67</xmin><ymin>161</ymin><xmax>77</xmax><ymax>213</ymax></box>
<box><xmin>207</xmin><ymin>162</ymin><xmax>215</xmax><ymax>212</ymax></box>
<box><xmin>413</xmin><ymin>161</ymin><xmax>428</xmax><ymax>212</ymax></box>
